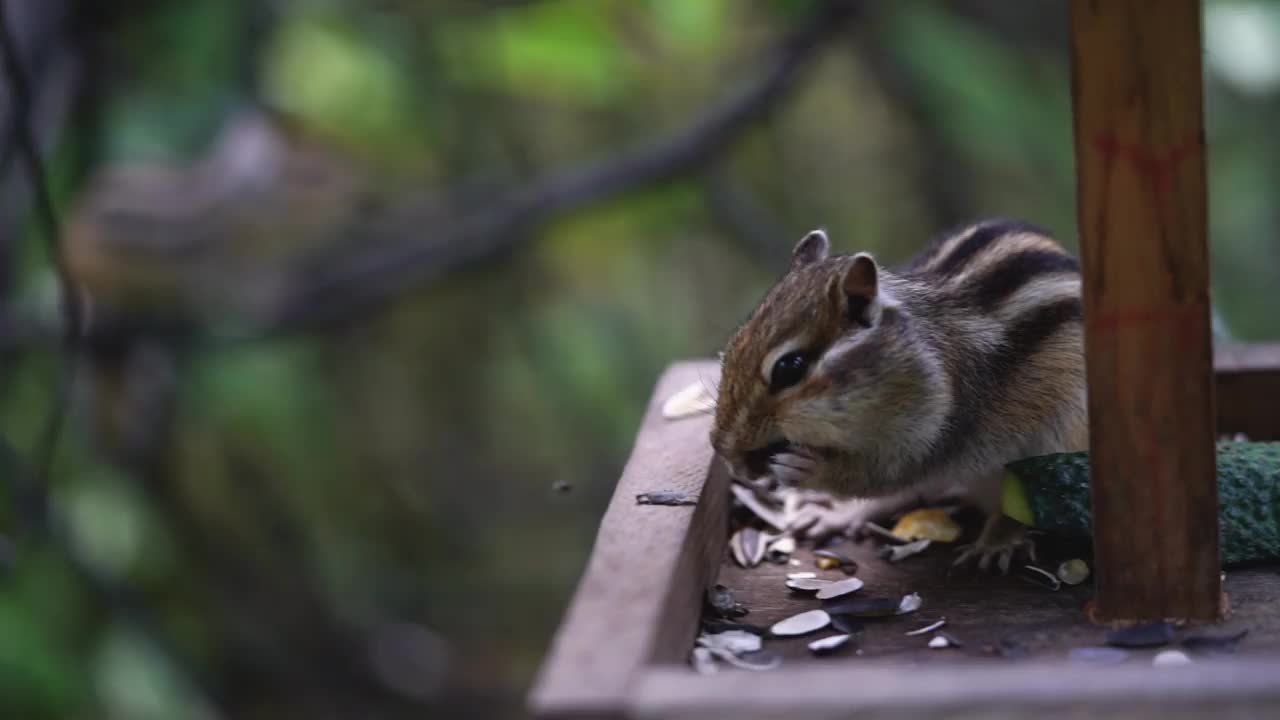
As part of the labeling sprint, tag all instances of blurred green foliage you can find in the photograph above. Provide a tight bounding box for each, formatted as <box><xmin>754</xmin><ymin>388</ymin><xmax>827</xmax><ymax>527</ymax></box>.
<box><xmin>3</xmin><ymin>0</ymin><xmax>1280</xmax><ymax>718</ymax></box>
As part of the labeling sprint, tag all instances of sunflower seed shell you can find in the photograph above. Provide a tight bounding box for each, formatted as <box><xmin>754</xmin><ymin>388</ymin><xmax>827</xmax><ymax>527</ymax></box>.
<box><xmin>814</xmin><ymin>577</ymin><xmax>865</xmax><ymax>600</ymax></box>
<box><xmin>770</xmin><ymin>609</ymin><xmax>831</xmax><ymax>637</ymax></box>
<box><xmin>808</xmin><ymin>634</ymin><xmax>851</xmax><ymax>655</ymax></box>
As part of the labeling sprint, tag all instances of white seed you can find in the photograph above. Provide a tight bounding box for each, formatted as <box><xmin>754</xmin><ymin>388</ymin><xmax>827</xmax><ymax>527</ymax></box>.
<box><xmin>1056</xmin><ymin>559</ymin><xmax>1090</xmax><ymax>586</ymax></box>
<box><xmin>814</xmin><ymin>577</ymin><xmax>865</xmax><ymax>600</ymax></box>
<box><xmin>770</xmin><ymin>609</ymin><xmax>831</xmax><ymax>637</ymax></box>
<box><xmin>807</xmin><ymin>634</ymin><xmax>851</xmax><ymax>654</ymax></box>
<box><xmin>787</xmin><ymin>572</ymin><xmax>817</xmax><ymax>580</ymax></box>
<box><xmin>1153</xmin><ymin>650</ymin><xmax>1193</xmax><ymax>667</ymax></box>
<box><xmin>662</xmin><ymin>381</ymin><xmax>716</xmax><ymax>419</ymax></box>
<box><xmin>905</xmin><ymin>619</ymin><xmax>947</xmax><ymax>636</ymax></box>
<box><xmin>883</xmin><ymin>539</ymin><xmax>931</xmax><ymax>562</ymax></box>
<box><xmin>897</xmin><ymin>593</ymin><xmax>923</xmax><ymax>615</ymax></box>
<box><xmin>785</xmin><ymin>577</ymin><xmax>833</xmax><ymax>592</ymax></box>
<box><xmin>928</xmin><ymin>635</ymin><xmax>952</xmax><ymax>649</ymax></box>
<box><xmin>691</xmin><ymin>646</ymin><xmax>718</xmax><ymax>675</ymax></box>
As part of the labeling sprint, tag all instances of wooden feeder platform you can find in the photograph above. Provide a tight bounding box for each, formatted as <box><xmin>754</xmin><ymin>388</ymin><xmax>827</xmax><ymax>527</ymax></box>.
<box><xmin>532</xmin><ymin>1</ymin><xmax>1280</xmax><ymax>715</ymax></box>
<box><xmin>529</xmin><ymin>357</ymin><xmax>1280</xmax><ymax>720</ymax></box>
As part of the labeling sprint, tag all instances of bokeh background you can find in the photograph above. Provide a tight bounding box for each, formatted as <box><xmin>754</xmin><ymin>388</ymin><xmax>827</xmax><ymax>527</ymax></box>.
<box><xmin>1</xmin><ymin>0</ymin><xmax>1278</xmax><ymax>718</ymax></box>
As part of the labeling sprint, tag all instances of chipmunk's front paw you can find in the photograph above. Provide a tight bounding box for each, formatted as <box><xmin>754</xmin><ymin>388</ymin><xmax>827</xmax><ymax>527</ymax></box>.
<box><xmin>788</xmin><ymin>500</ymin><xmax>868</xmax><ymax>544</ymax></box>
<box><xmin>952</xmin><ymin>516</ymin><xmax>1037</xmax><ymax>574</ymax></box>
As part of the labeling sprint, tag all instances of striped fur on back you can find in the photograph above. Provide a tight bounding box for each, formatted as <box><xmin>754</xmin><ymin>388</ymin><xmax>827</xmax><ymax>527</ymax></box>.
<box><xmin>897</xmin><ymin>219</ymin><xmax>1085</xmax><ymax>479</ymax></box>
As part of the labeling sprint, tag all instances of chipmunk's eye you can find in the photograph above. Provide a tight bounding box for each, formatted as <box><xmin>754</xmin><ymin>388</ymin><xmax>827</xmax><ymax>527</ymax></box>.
<box><xmin>769</xmin><ymin>351</ymin><xmax>810</xmax><ymax>392</ymax></box>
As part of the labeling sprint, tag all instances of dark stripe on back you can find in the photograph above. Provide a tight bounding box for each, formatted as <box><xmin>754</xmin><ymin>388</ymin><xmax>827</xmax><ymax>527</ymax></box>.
<box><xmin>1000</xmin><ymin>297</ymin><xmax>1082</xmax><ymax>361</ymax></box>
<box><xmin>903</xmin><ymin>219</ymin><xmax>988</xmax><ymax>272</ymax></box>
<box><xmin>920</xmin><ymin>297</ymin><xmax>1083</xmax><ymax>474</ymax></box>
<box><xmin>929</xmin><ymin>219</ymin><xmax>1048</xmax><ymax>279</ymax></box>
<box><xmin>967</xmin><ymin>250</ymin><xmax>1080</xmax><ymax>312</ymax></box>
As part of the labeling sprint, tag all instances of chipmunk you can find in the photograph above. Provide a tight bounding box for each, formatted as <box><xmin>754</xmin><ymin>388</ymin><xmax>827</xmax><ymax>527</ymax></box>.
<box><xmin>710</xmin><ymin>219</ymin><xmax>1088</xmax><ymax>571</ymax></box>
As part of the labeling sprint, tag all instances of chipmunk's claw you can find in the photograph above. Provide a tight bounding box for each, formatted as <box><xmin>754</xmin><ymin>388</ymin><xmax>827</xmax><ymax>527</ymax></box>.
<box><xmin>951</xmin><ymin>521</ymin><xmax>1038</xmax><ymax>574</ymax></box>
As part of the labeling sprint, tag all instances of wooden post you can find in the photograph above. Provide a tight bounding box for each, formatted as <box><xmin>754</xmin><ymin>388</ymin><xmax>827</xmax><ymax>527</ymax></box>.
<box><xmin>1070</xmin><ymin>0</ymin><xmax>1221</xmax><ymax>620</ymax></box>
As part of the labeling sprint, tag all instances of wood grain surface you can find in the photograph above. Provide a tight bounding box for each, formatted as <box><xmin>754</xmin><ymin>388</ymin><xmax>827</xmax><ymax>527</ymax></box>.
<box><xmin>1215</xmin><ymin>343</ymin><xmax>1280</xmax><ymax>441</ymax></box>
<box><xmin>527</xmin><ymin>362</ymin><xmax>727</xmax><ymax>719</ymax></box>
<box><xmin>1070</xmin><ymin>0</ymin><xmax>1220</xmax><ymax>620</ymax></box>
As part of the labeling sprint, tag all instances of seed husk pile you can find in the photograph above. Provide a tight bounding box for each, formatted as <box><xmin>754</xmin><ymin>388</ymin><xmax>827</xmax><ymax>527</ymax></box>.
<box><xmin>712</xmin><ymin>471</ymin><xmax>949</xmax><ymax>671</ymax></box>
<box><xmin>710</xmin><ymin>458</ymin><xmax>1257</xmax><ymax>673</ymax></box>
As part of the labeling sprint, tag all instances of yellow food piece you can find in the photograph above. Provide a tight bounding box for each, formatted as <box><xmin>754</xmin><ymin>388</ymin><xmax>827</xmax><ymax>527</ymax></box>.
<box><xmin>815</xmin><ymin>556</ymin><xmax>840</xmax><ymax>570</ymax></box>
<box><xmin>1002</xmin><ymin>470</ymin><xmax>1034</xmax><ymax>526</ymax></box>
<box><xmin>890</xmin><ymin>508</ymin><xmax>962</xmax><ymax>543</ymax></box>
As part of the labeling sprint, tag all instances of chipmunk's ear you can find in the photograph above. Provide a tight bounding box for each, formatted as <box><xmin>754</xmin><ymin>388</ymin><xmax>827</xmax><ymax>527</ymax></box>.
<box><xmin>842</xmin><ymin>252</ymin><xmax>878</xmax><ymax>326</ymax></box>
<box><xmin>792</xmin><ymin>228</ymin><xmax>830</xmax><ymax>268</ymax></box>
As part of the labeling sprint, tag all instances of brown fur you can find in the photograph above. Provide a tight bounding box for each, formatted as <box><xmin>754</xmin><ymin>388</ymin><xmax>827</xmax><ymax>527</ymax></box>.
<box><xmin>711</xmin><ymin>220</ymin><xmax>1088</xmax><ymax>511</ymax></box>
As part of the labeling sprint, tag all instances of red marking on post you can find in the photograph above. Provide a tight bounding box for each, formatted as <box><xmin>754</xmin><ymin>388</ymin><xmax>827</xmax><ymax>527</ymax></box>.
<box><xmin>1087</xmin><ymin>303</ymin><xmax>1205</xmax><ymax>347</ymax></box>
<box><xmin>1091</xmin><ymin>133</ymin><xmax>1201</xmax><ymax>197</ymax></box>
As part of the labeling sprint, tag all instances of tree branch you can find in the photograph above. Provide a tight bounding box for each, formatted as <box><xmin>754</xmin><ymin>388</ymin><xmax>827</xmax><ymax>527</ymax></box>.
<box><xmin>263</xmin><ymin>0</ymin><xmax>862</xmax><ymax>333</ymax></box>
<box><xmin>0</xmin><ymin>0</ymin><xmax>223</xmax><ymax>710</ymax></box>
<box><xmin>0</xmin><ymin>0</ymin><xmax>862</xmax><ymax>347</ymax></box>
<box><xmin>0</xmin><ymin>0</ymin><xmax>84</xmax><ymax>485</ymax></box>
<box><xmin>702</xmin><ymin>165</ymin><xmax>792</xmax><ymax>266</ymax></box>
